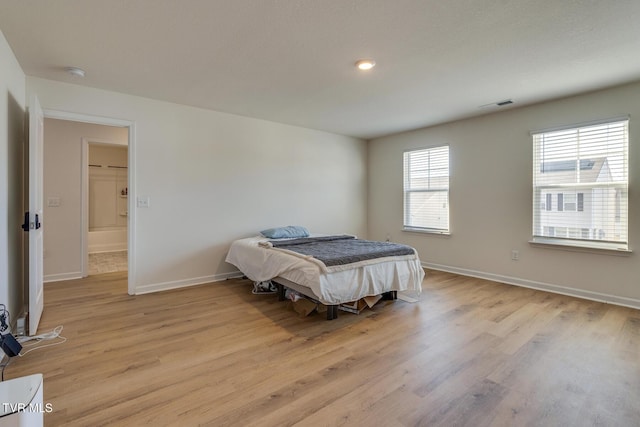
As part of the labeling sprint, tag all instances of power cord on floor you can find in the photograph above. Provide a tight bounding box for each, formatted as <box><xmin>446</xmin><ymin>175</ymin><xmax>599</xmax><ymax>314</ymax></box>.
<box><xmin>17</xmin><ymin>325</ymin><xmax>66</xmax><ymax>356</ymax></box>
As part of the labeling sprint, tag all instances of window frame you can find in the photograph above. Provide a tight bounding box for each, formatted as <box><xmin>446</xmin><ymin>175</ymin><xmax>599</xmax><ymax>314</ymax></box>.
<box><xmin>530</xmin><ymin>117</ymin><xmax>630</xmax><ymax>253</ymax></box>
<box><xmin>402</xmin><ymin>145</ymin><xmax>450</xmax><ymax>235</ymax></box>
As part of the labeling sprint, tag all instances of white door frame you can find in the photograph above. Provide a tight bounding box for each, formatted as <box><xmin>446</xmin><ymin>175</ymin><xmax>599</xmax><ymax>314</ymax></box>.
<box><xmin>43</xmin><ymin>109</ymin><xmax>136</xmax><ymax>295</ymax></box>
<box><xmin>81</xmin><ymin>138</ymin><xmax>128</xmax><ymax>278</ymax></box>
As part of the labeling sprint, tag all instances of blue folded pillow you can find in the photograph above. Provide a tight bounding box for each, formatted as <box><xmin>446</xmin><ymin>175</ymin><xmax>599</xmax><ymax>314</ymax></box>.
<box><xmin>260</xmin><ymin>225</ymin><xmax>310</xmax><ymax>239</ymax></box>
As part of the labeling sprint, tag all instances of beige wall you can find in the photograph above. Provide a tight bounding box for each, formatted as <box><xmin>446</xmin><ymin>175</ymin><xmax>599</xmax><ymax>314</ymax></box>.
<box><xmin>0</xmin><ymin>29</ymin><xmax>26</xmax><ymax>326</ymax></box>
<box><xmin>369</xmin><ymin>81</ymin><xmax>640</xmax><ymax>307</ymax></box>
<box><xmin>89</xmin><ymin>144</ymin><xmax>128</xmax><ymax>168</ymax></box>
<box><xmin>43</xmin><ymin>118</ymin><xmax>128</xmax><ymax>281</ymax></box>
<box><xmin>29</xmin><ymin>77</ymin><xmax>367</xmax><ymax>293</ymax></box>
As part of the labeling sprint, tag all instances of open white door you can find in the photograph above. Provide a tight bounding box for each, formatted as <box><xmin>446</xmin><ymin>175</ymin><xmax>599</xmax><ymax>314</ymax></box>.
<box><xmin>26</xmin><ymin>95</ymin><xmax>44</xmax><ymax>335</ymax></box>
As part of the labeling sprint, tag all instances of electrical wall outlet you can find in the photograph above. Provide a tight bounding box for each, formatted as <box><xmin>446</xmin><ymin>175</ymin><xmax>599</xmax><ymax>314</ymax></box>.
<box><xmin>511</xmin><ymin>250</ymin><xmax>520</xmax><ymax>261</ymax></box>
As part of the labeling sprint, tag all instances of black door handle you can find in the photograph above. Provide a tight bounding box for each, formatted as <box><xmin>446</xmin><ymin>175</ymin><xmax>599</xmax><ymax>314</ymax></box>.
<box><xmin>21</xmin><ymin>212</ymin><xmax>41</xmax><ymax>231</ymax></box>
<box><xmin>21</xmin><ymin>212</ymin><xmax>29</xmax><ymax>232</ymax></box>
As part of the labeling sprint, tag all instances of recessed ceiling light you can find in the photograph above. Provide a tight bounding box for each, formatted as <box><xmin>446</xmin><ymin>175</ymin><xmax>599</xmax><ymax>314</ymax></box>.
<box><xmin>65</xmin><ymin>67</ymin><xmax>86</xmax><ymax>78</ymax></box>
<box><xmin>355</xmin><ymin>59</ymin><xmax>376</xmax><ymax>71</ymax></box>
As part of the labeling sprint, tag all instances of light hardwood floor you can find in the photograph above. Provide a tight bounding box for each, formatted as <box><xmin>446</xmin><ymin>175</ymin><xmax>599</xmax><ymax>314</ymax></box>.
<box><xmin>6</xmin><ymin>270</ymin><xmax>640</xmax><ymax>426</ymax></box>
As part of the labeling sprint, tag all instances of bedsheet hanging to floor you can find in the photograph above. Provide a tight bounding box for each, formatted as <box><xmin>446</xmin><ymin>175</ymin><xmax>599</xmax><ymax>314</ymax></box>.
<box><xmin>226</xmin><ymin>235</ymin><xmax>424</xmax><ymax>306</ymax></box>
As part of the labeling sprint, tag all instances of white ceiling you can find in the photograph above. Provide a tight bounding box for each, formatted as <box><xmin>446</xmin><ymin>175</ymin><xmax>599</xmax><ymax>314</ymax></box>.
<box><xmin>1</xmin><ymin>0</ymin><xmax>640</xmax><ymax>139</ymax></box>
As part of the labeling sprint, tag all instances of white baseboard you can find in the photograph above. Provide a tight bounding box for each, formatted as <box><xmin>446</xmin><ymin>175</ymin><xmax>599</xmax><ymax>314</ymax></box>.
<box><xmin>423</xmin><ymin>262</ymin><xmax>640</xmax><ymax>310</ymax></box>
<box><xmin>88</xmin><ymin>243</ymin><xmax>127</xmax><ymax>253</ymax></box>
<box><xmin>44</xmin><ymin>272</ymin><xmax>83</xmax><ymax>283</ymax></box>
<box><xmin>134</xmin><ymin>271</ymin><xmax>245</xmax><ymax>295</ymax></box>
<box><xmin>89</xmin><ymin>249</ymin><xmax>127</xmax><ymax>254</ymax></box>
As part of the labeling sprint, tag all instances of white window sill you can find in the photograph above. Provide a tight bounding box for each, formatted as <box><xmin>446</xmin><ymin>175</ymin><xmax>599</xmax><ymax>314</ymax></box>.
<box><xmin>529</xmin><ymin>237</ymin><xmax>632</xmax><ymax>256</ymax></box>
<box><xmin>402</xmin><ymin>227</ymin><xmax>451</xmax><ymax>236</ymax></box>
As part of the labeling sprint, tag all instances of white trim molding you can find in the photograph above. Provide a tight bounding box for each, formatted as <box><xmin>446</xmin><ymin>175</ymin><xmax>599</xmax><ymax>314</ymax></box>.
<box><xmin>43</xmin><ymin>109</ymin><xmax>133</xmax><ymax>128</ymax></box>
<box><xmin>423</xmin><ymin>262</ymin><xmax>640</xmax><ymax>310</ymax></box>
<box><xmin>529</xmin><ymin>115</ymin><xmax>630</xmax><ymax>136</ymax></box>
<box><xmin>44</xmin><ymin>272</ymin><xmax>83</xmax><ymax>283</ymax></box>
<box><xmin>88</xmin><ymin>245</ymin><xmax>128</xmax><ymax>254</ymax></box>
<box><xmin>134</xmin><ymin>271</ymin><xmax>245</xmax><ymax>295</ymax></box>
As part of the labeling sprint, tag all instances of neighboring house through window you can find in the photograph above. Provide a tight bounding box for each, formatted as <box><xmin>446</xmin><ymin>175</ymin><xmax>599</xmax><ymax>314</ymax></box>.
<box><xmin>403</xmin><ymin>145</ymin><xmax>450</xmax><ymax>233</ymax></box>
<box><xmin>532</xmin><ymin>119</ymin><xmax>628</xmax><ymax>249</ymax></box>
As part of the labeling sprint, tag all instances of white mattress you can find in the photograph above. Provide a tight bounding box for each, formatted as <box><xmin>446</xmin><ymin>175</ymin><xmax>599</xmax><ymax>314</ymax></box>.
<box><xmin>226</xmin><ymin>236</ymin><xmax>425</xmax><ymax>305</ymax></box>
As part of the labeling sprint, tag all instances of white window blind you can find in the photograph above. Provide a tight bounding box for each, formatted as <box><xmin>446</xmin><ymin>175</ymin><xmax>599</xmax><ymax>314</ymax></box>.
<box><xmin>403</xmin><ymin>145</ymin><xmax>449</xmax><ymax>233</ymax></box>
<box><xmin>532</xmin><ymin>119</ymin><xmax>628</xmax><ymax>250</ymax></box>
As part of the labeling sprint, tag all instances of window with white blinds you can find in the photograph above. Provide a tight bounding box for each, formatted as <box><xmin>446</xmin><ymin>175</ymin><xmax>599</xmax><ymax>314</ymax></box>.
<box><xmin>532</xmin><ymin>118</ymin><xmax>628</xmax><ymax>250</ymax></box>
<box><xmin>403</xmin><ymin>145</ymin><xmax>450</xmax><ymax>233</ymax></box>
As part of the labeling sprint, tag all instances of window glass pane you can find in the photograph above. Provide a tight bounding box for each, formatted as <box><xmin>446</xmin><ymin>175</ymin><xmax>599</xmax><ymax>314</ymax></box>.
<box><xmin>564</xmin><ymin>193</ymin><xmax>576</xmax><ymax>211</ymax></box>
<box><xmin>405</xmin><ymin>191</ymin><xmax>449</xmax><ymax>230</ymax></box>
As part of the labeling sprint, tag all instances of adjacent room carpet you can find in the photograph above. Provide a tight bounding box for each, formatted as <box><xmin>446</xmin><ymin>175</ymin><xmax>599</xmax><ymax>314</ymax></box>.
<box><xmin>88</xmin><ymin>251</ymin><xmax>127</xmax><ymax>275</ymax></box>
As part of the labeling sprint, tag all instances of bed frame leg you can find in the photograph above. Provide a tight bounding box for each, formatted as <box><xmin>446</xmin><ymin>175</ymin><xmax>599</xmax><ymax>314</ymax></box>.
<box><xmin>382</xmin><ymin>290</ymin><xmax>397</xmax><ymax>300</ymax></box>
<box><xmin>327</xmin><ymin>305</ymin><xmax>338</xmax><ymax>320</ymax></box>
<box><xmin>276</xmin><ymin>283</ymin><xmax>286</xmax><ymax>301</ymax></box>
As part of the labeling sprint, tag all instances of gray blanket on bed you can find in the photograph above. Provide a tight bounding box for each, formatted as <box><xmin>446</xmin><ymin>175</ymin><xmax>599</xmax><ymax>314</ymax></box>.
<box><xmin>269</xmin><ymin>235</ymin><xmax>415</xmax><ymax>267</ymax></box>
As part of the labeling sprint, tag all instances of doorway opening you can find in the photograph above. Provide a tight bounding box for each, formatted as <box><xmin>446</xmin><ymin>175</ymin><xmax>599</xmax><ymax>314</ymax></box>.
<box><xmin>41</xmin><ymin>111</ymin><xmax>135</xmax><ymax>294</ymax></box>
<box><xmin>86</xmin><ymin>141</ymin><xmax>128</xmax><ymax>275</ymax></box>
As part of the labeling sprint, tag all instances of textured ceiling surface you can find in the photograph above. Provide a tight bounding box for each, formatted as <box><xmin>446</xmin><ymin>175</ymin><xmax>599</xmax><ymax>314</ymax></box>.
<box><xmin>1</xmin><ymin>0</ymin><xmax>640</xmax><ymax>139</ymax></box>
